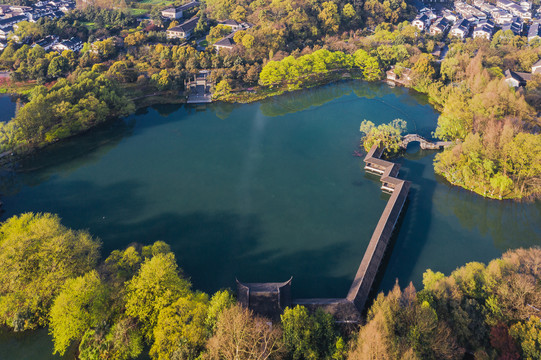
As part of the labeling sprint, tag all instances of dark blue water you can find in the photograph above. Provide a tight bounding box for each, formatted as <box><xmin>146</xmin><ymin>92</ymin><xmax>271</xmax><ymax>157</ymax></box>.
<box><xmin>0</xmin><ymin>94</ymin><xmax>17</xmax><ymax>123</ymax></box>
<box><xmin>0</xmin><ymin>81</ymin><xmax>539</xmax><ymax>359</ymax></box>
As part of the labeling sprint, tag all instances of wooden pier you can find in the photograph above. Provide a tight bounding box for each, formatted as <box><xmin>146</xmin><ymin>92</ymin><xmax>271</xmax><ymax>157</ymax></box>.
<box><xmin>346</xmin><ymin>144</ymin><xmax>410</xmax><ymax>310</ymax></box>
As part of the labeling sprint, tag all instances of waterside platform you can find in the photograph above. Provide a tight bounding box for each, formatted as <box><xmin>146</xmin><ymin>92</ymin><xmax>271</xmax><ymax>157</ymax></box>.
<box><xmin>186</xmin><ymin>70</ymin><xmax>212</xmax><ymax>104</ymax></box>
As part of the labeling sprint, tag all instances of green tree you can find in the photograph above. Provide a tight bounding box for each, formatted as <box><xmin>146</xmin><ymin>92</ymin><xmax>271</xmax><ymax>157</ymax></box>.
<box><xmin>150</xmin><ymin>293</ymin><xmax>209</xmax><ymax>360</ymax></box>
<box><xmin>213</xmin><ymin>79</ymin><xmax>231</xmax><ymax>99</ymax></box>
<box><xmin>281</xmin><ymin>305</ymin><xmax>338</xmax><ymax>360</ymax></box>
<box><xmin>0</xmin><ymin>213</ymin><xmax>100</xmax><ymax>331</ymax></box>
<box><xmin>354</xmin><ymin>49</ymin><xmax>382</xmax><ymax>81</ymax></box>
<box><xmin>78</xmin><ymin>317</ymin><xmax>143</xmax><ymax>360</ymax></box>
<box><xmin>47</xmin><ymin>56</ymin><xmax>69</xmax><ymax>79</ymax></box>
<box><xmin>125</xmin><ymin>253</ymin><xmax>191</xmax><ymax>342</ymax></box>
<box><xmin>49</xmin><ymin>270</ymin><xmax>110</xmax><ymax>355</ymax></box>
<box><xmin>205</xmin><ymin>289</ymin><xmax>236</xmax><ymax>336</ymax></box>
<box><xmin>105</xmin><ymin>245</ymin><xmax>142</xmax><ymax>283</ymax></box>
<box><xmin>359</xmin><ymin>118</ymin><xmax>407</xmax><ymax>155</ymax></box>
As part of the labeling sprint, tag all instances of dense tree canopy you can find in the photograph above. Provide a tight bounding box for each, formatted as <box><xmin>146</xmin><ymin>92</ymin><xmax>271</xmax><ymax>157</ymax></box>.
<box><xmin>49</xmin><ymin>270</ymin><xmax>111</xmax><ymax>355</ymax></box>
<box><xmin>0</xmin><ymin>213</ymin><xmax>100</xmax><ymax>331</ymax></box>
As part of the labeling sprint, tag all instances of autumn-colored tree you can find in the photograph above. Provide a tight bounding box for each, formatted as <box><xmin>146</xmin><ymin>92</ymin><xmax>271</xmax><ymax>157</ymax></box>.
<box><xmin>509</xmin><ymin>316</ymin><xmax>541</xmax><ymax>360</ymax></box>
<box><xmin>207</xmin><ymin>305</ymin><xmax>284</xmax><ymax>360</ymax></box>
<box><xmin>490</xmin><ymin>324</ymin><xmax>520</xmax><ymax>360</ymax></box>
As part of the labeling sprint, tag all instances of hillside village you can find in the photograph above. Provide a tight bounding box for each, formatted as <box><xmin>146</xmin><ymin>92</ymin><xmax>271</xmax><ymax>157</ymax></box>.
<box><xmin>0</xmin><ymin>0</ymin><xmax>541</xmax><ymax>100</ymax></box>
<box><xmin>1</xmin><ymin>0</ymin><xmax>540</xmax><ymax>65</ymax></box>
<box><xmin>410</xmin><ymin>0</ymin><xmax>541</xmax><ymax>86</ymax></box>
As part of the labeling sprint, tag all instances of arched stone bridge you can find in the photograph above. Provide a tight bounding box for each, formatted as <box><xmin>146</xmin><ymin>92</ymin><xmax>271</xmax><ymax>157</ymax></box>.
<box><xmin>401</xmin><ymin>134</ymin><xmax>452</xmax><ymax>150</ymax></box>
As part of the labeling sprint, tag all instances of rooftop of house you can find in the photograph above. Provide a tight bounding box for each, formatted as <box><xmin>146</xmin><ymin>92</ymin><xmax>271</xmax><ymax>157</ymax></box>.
<box><xmin>219</xmin><ymin>19</ymin><xmax>242</xmax><ymax>26</ymax></box>
<box><xmin>213</xmin><ymin>34</ymin><xmax>235</xmax><ymax>48</ymax></box>
<box><xmin>532</xmin><ymin>59</ymin><xmax>541</xmax><ymax>68</ymax></box>
<box><xmin>505</xmin><ymin>69</ymin><xmax>532</xmax><ymax>82</ymax></box>
<box><xmin>177</xmin><ymin>1</ymin><xmax>199</xmax><ymax>11</ymax></box>
<box><xmin>168</xmin><ymin>16</ymin><xmax>199</xmax><ymax>33</ymax></box>
<box><xmin>452</xmin><ymin>18</ymin><xmax>470</xmax><ymax>30</ymax></box>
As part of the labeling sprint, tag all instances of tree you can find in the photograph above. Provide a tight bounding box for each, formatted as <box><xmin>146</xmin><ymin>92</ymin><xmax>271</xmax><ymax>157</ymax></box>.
<box><xmin>151</xmin><ymin>69</ymin><xmax>172</xmax><ymax>91</ymax></box>
<box><xmin>150</xmin><ymin>293</ymin><xmax>209</xmax><ymax>360</ymax></box>
<box><xmin>105</xmin><ymin>245</ymin><xmax>142</xmax><ymax>283</ymax></box>
<box><xmin>318</xmin><ymin>2</ymin><xmax>340</xmax><ymax>34</ymax></box>
<box><xmin>349</xmin><ymin>283</ymin><xmax>462</xmax><ymax>360</ymax></box>
<box><xmin>168</xmin><ymin>21</ymin><xmax>180</xmax><ymax>30</ymax></box>
<box><xmin>242</xmin><ymin>34</ymin><xmax>255</xmax><ymax>49</ymax></box>
<box><xmin>47</xmin><ymin>56</ymin><xmax>69</xmax><ymax>79</ymax></box>
<box><xmin>205</xmin><ymin>290</ymin><xmax>236</xmax><ymax>336</ymax></box>
<box><xmin>214</xmin><ymin>80</ymin><xmax>231</xmax><ymax>99</ymax></box>
<box><xmin>207</xmin><ymin>304</ymin><xmax>283</xmax><ymax>360</ymax></box>
<box><xmin>509</xmin><ymin>316</ymin><xmax>541</xmax><ymax>360</ymax></box>
<box><xmin>354</xmin><ymin>49</ymin><xmax>382</xmax><ymax>81</ymax></box>
<box><xmin>124</xmin><ymin>31</ymin><xmax>146</xmax><ymax>46</ymax></box>
<box><xmin>78</xmin><ymin>317</ymin><xmax>143</xmax><ymax>360</ymax></box>
<box><xmin>281</xmin><ymin>305</ymin><xmax>338</xmax><ymax>360</ymax></box>
<box><xmin>342</xmin><ymin>4</ymin><xmax>356</xmax><ymax>20</ymax></box>
<box><xmin>490</xmin><ymin>324</ymin><xmax>520</xmax><ymax>360</ymax></box>
<box><xmin>0</xmin><ymin>213</ymin><xmax>100</xmax><ymax>331</ymax></box>
<box><xmin>489</xmin><ymin>173</ymin><xmax>513</xmax><ymax>199</ymax></box>
<box><xmin>359</xmin><ymin>119</ymin><xmax>407</xmax><ymax>155</ymax></box>
<box><xmin>125</xmin><ymin>253</ymin><xmax>191</xmax><ymax>342</ymax></box>
<box><xmin>207</xmin><ymin>25</ymin><xmax>232</xmax><ymax>44</ymax></box>
<box><xmin>231</xmin><ymin>5</ymin><xmax>247</xmax><ymax>22</ymax></box>
<box><xmin>49</xmin><ymin>271</ymin><xmax>110</xmax><ymax>355</ymax></box>
<box><xmin>12</xmin><ymin>21</ymin><xmax>43</xmax><ymax>41</ymax></box>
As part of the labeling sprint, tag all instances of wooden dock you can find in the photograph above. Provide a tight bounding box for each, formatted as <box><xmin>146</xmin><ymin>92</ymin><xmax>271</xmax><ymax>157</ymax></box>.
<box><xmin>346</xmin><ymin>144</ymin><xmax>410</xmax><ymax>310</ymax></box>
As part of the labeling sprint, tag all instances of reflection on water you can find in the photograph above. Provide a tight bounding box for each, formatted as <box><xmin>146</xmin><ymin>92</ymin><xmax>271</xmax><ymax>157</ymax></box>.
<box><xmin>258</xmin><ymin>81</ymin><xmax>416</xmax><ymax>117</ymax></box>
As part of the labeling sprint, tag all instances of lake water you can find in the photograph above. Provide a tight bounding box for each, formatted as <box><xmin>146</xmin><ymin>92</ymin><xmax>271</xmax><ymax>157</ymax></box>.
<box><xmin>0</xmin><ymin>81</ymin><xmax>539</xmax><ymax>359</ymax></box>
<box><xmin>0</xmin><ymin>94</ymin><xmax>16</xmax><ymax>123</ymax></box>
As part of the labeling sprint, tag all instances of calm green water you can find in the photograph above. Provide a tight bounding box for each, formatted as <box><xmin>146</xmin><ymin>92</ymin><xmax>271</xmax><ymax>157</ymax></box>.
<box><xmin>0</xmin><ymin>81</ymin><xmax>539</xmax><ymax>359</ymax></box>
